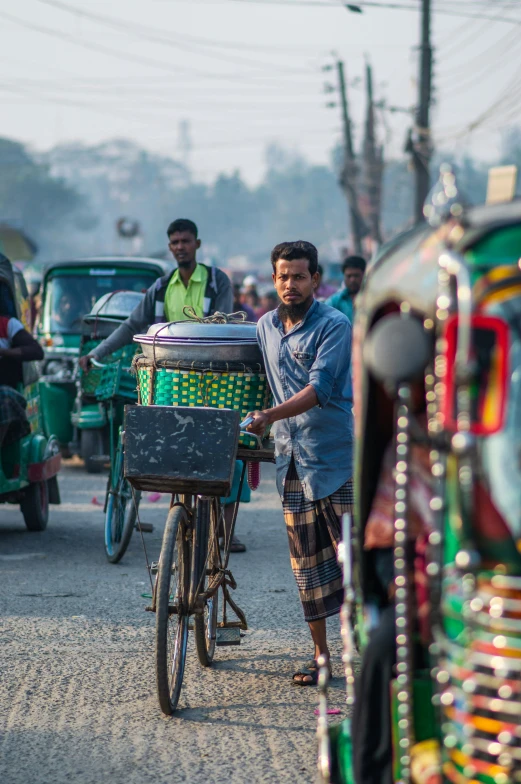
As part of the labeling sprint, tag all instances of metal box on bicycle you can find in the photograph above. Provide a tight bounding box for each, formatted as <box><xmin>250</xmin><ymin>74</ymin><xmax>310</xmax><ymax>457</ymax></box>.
<box><xmin>123</xmin><ymin>405</ymin><xmax>240</xmax><ymax>496</ymax></box>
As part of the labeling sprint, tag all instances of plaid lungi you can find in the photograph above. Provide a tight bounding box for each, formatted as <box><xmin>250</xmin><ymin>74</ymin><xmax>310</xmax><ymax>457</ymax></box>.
<box><xmin>0</xmin><ymin>386</ymin><xmax>30</xmax><ymax>446</ymax></box>
<box><xmin>282</xmin><ymin>457</ymin><xmax>353</xmax><ymax>622</ymax></box>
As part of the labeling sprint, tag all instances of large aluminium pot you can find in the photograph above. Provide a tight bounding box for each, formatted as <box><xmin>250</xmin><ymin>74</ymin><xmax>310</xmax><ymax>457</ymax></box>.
<box><xmin>133</xmin><ymin>321</ymin><xmax>264</xmax><ymax>367</ymax></box>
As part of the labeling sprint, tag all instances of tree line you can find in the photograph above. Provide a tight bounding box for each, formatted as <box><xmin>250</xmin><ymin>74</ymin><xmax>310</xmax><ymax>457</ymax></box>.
<box><xmin>1</xmin><ymin>130</ymin><xmax>519</xmax><ymax>264</ymax></box>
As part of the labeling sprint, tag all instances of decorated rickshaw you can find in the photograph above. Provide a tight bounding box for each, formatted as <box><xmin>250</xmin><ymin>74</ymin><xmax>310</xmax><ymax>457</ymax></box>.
<box><xmin>318</xmin><ymin>171</ymin><xmax>521</xmax><ymax>784</ymax></box>
<box><xmin>0</xmin><ymin>256</ymin><xmax>61</xmax><ymax>531</ymax></box>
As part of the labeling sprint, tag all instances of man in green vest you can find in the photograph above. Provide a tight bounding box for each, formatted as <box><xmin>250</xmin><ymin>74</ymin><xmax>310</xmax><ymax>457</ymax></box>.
<box><xmin>80</xmin><ymin>219</ymin><xmax>232</xmax><ymax>358</ymax></box>
<box><xmin>80</xmin><ymin>218</ymin><xmax>248</xmax><ymax>552</ymax></box>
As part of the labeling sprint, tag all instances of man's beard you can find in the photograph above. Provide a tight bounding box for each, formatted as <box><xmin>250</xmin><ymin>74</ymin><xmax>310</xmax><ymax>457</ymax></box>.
<box><xmin>278</xmin><ymin>296</ymin><xmax>313</xmax><ymax>323</ymax></box>
<box><xmin>176</xmin><ymin>259</ymin><xmax>194</xmax><ymax>268</ymax></box>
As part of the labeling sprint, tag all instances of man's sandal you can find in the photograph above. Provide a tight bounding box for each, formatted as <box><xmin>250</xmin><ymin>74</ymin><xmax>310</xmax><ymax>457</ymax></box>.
<box><xmin>292</xmin><ymin>660</ymin><xmax>332</xmax><ymax>686</ymax></box>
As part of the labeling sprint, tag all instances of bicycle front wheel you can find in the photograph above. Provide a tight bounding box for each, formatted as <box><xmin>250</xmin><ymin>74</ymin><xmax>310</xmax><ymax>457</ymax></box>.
<box><xmin>104</xmin><ymin>439</ymin><xmax>138</xmax><ymax>563</ymax></box>
<box><xmin>156</xmin><ymin>504</ymin><xmax>190</xmax><ymax>715</ymax></box>
<box><xmin>193</xmin><ymin>498</ymin><xmax>220</xmax><ymax>667</ymax></box>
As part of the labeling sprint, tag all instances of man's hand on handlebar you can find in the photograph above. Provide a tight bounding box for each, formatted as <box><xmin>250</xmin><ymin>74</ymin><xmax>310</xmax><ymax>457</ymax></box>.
<box><xmin>244</xmin><ymin>410</ymin><xmax>271</xmax><ymax>436</ymax></box>
<box><xmin>79</xmin><ymin>354</ymin><xmax>93</xmax><ymax>372</ymax></box>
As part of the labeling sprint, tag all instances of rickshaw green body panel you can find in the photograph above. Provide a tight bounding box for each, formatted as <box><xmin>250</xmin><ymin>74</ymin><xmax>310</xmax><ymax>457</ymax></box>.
<box><xmin>0</xmin><ymin>259</ymin><xmax>61</xmax><ymax>515</ymax></box>
<box><xmin>328</xmin><ymin>720</ymin><xmax>355</xmax><ymax>784</ymax></box>
<box><xmin>328</xmin><ymin>200</ymin><xmax>521</xmax><ymax>784</ymax></box>
<box><xmin>39</xmin><ymin>380</ymin><xmax>76</xmax><ymax>444</ymax></box>
<box><xmin>70</xmin><ymin>403</ymin><xmax>106</xmax><ymax>430</ymax></box>
<box><xmin>466</xmin><ymin>223</ymin><xmax>521</xmax><ymax>271</ymax></box>
<box><xmin>37</xmin><ymin>257</ymin><xmax>173</xmax><ymax>452</ymax></box>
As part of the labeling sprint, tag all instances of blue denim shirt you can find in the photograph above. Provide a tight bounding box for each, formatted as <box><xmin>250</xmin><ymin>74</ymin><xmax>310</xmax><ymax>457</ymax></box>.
<box><xmin>257</xmin><ymin>300</ymin><xmax>353</xmax><ymax>502</ymax></box>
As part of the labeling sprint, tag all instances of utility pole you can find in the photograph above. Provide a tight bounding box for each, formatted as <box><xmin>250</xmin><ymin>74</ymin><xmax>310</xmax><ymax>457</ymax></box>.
<box><xmin>336</xmin><ymin>60</ymin><xmax>364</xmax><ymax>255</ymax></box>
<box><xmin>411</xmin><ymin>0</ymin><xmax>433</xmax><ymax>222</ymax></box>
<box><xmin>363</xmin><ymin>61</ymin><xmax>383</xmax><ymax>245</ymax></box>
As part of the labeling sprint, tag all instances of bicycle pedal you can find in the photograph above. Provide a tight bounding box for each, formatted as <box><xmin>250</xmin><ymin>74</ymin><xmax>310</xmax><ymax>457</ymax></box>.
<box><xmin>136</xmin><ymin>522</ymin><xmax>154</xmax><ymax>533</ymax></box>
<box><xmin>149</xmin><ymin>561</ymin><xmax>159</xmax><ymax>574</ymax></box>
<box><xmin>216</xmin><ymin>628</ymin><xmax>241</xmax><ymax>646</ymax></box>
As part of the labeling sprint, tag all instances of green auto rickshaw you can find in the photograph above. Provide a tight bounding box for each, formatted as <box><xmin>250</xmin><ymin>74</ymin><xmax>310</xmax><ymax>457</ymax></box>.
<box><xmin>0</xmin><ymin>255</ymin><xmax>61</xmax><ymax>531</ymax></box>
<box><xmin>317</xmin><ymin>172</ymin><xmax>521</xmax><ymax>784</ymax></box>
<box><xmin>37</xmin><ymin>257</ymin><xmax>173</xmax><ymax>463</ymax></box>
<box><xmin>73</xmin><ymin>289</ymin><xmax>144</xmax><ymax>473</ymax></box>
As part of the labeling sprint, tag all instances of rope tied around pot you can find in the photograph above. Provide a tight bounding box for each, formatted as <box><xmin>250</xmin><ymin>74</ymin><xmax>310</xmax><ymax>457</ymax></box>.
<box><xmin>182</xmin><ymin>306</ymin><xmax>251</xmax><ymax>324</ymax></box>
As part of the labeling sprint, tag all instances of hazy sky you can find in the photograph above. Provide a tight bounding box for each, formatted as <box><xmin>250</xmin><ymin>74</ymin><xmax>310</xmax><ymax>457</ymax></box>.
<box><xmin>1</xmin><ymin>0</ymin><xmax>520</xmax><ymax>183</ymax></box>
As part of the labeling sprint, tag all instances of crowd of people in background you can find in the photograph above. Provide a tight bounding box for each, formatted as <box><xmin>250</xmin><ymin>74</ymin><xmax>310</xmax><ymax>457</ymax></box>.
<box><xmin>231</xmin><ymin>253</ymin><xmax>367</xmax><ymax>323</ymax></box>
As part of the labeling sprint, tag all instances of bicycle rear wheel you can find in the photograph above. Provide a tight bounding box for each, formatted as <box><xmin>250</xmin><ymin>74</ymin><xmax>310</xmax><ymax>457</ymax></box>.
<box><xmin>156</xmin><ymin>503</ymin><xmax>190</xmax><ymax>715</ymax></box>
<box><xmin>104</xmin><ymin>435</ymin><xmax>138</xmax><ymax>563</ymax></box>
<box><xmin>193</xmin><ymin>498</ymin><xmax>220</xmax><ymax>667</ymax></box>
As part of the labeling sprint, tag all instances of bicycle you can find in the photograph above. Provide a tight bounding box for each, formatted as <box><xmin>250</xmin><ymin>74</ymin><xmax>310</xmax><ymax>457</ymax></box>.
<box><xmin>124</xmin><ymin>403</ymin><xmax>274</xmax><ymax>714</ymax></box>
<box><xmin>89</xmin><ymin>354</ymin><xmax>143</xmax><ymax>563</ymax></box>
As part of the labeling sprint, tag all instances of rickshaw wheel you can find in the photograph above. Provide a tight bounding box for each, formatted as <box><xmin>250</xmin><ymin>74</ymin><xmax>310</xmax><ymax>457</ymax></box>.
<box><xmin>21</xmin><ymin>480</ymin><xmax>49</xmax><ymax>532</ymax></box>
<box><xmin>194</xmin><ymin>498</ymin><xmax>220</xmax><ymax>667</ymax></box>
<box><xmin>104</xmin><ymin>437</ymin><xmax>138</xmax><ymax>564</ymax></box>
<box><xmin>156</xmin><ymin>504</ymin><xmax>190</xmax><ymax>715</ymax></box>
<box><xmin>105</xmin><ymin>479</ymin><xmax>138</xmax><ymax>563</ymax></box>
<box><xmin>81</xmin><ymin>429</ymin><xmax>103</xmax><ymax>474</ymax></box>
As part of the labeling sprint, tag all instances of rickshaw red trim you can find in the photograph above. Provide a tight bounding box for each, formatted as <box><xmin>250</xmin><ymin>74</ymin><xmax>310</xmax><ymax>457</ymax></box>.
<box><xmin>27</xmin><ymin>453</ymin><xmax>61</xmax><ymax>483</ymax></box>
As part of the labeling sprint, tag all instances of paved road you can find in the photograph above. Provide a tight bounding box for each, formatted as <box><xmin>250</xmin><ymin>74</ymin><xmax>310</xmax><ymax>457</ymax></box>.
<box><xmin>1</xmin><ymin>460</ymin><xmax>347</xmax><ymax>784</ymax></box>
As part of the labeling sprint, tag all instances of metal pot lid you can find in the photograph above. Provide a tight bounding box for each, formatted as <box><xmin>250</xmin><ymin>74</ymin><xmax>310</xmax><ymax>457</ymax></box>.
<box><xmin>145</xmin><ymin>321</ymin><xmax>257</xmax><ymax>341</ymax></box>
<box><xmin>134</xmin><ymin>334</ymin><xmax>257</xmax><ymax>344</ymax></box>
<box><xmin>134</xmin><ymin>336</ymin><xmax>257</xmax><ymax>347</ymax></box>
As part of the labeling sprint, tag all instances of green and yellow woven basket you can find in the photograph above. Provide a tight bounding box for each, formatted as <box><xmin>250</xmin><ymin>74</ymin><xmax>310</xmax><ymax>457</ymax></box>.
<box><xmin>80</xmin><ymin>343</ymin><xmax>138</xmax><ymax>401</ymax></box>
<box><xmin>135</xmin><ymin>361</ymin><xmax>272</xmax><ymax>449</ymax></box>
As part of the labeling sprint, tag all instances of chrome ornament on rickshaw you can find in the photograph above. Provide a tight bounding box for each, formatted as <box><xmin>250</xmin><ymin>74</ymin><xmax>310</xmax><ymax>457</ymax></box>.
<box><xmin>317</xmin><ymin>168</ymin><xmax>521</xmax><ymax>784</ymax></box>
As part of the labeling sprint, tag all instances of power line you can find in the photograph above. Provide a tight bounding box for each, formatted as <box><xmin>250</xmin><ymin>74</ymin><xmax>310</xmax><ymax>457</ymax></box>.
<box><xmin>434</xmin><ymin>0</ymin><xmax>521</xmax><ymax>64</ymax></box>
<box><xmin>1</xmin><ymin>79</ymin><xmax>332</xmax><ymax>98</ymax></box>
<box><xmin>0</xmin><ymin>9</ymin><xmax>231</xmax><ymax>81</ymax></box>
<box><xmin>437</xmin><ymin>13</ymin><xmax>521</xmax><ymax>79</ymax></box>
<box><xmin>32</xmin><ymin>0</ymin><xmax>341</xmax><ymax>55</ymax></box>
<box><xmin>33</xmin><ymin>0</ymin><xmax>313</xmax><ymax>75</ymax></box>
<box><xmin>0</xmin><ymin>83</ymin><xmax>156</xmax><ymax>126</ymax></box>
<box><xmin>434</xmin><ymin>67</ymin><xmax>521</xmax><ymax>144</ymax></box>
<box><xmin>0</xmin><ymin>83</ymin><xmax>334</xmax><ymax>111</ymax></box>
<box><xmin>229</xmin><ymin>0</ymin><xmax>521</xmax><ymax>23</ymax></box>
<box><xmin>0</xmin><ymin>8</ymin><xmax>318</xmax><ymax>86</ymax></box>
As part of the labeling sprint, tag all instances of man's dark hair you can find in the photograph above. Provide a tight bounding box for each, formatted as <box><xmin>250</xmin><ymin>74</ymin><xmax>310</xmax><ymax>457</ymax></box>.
<box><xmin>271</xmin><ymin>240</ymin><xmax>318</xmax><ymax>275</ymax></box>
<box><xmin>317</xmin><ymin>263</ymin><xmax>324</xmax><ymax>276</ymax></box>
<box><xmin>342</xmin><ymin>255</ymin><xmax>366</xmax><ymax>273</ymax></box>
<box><xmin>167</xmin><ymin>218</ymin><xmax>198</xmax><ymax>239</ymax></box>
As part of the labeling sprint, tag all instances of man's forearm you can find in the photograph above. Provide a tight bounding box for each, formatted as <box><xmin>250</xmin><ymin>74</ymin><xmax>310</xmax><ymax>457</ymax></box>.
<box><xmin>91</xmin><ymin>323</ymin><xmax>135</xmax><ymax>359</ymax></box>
<box><xmin>265</xmin><ymin>385</ymin><xmax>318</xmax><ymax>424</ymax></box>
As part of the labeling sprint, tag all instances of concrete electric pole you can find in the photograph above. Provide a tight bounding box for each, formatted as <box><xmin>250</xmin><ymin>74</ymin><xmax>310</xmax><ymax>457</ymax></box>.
<box><xmin>363</xmin><ymin>62</ymin><xmax>383</xmax><ymax>245</ymax></box>
<box><xmin>411</xmin><ymin>0</ymin><xmax>433</xmax><ymax>222</ymax></box>
<box><xmin>336</xmin><ymin>60</ymin><xmax>365</xmax><ymax>255</ymax></box>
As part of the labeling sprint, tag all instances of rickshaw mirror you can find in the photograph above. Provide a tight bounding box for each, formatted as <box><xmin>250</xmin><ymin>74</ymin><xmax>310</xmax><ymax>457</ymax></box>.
<box><xmin>441</xmin><ymin>314</ymin><xmax>509</xmax><ymax>436</ymax></box>
<box><xmin>363</xmin><ymin>313</ymin><xmax>431</xmax><ymax>387</ymax></box>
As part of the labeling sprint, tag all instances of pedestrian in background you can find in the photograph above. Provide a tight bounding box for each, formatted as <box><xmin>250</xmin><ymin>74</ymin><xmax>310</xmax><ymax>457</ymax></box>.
<box><xmin>257</xmin><ymin>289</ymin><xmax>279</xmax><ymax>318</ymax></box>
<box><xmin>233</xmin><ymin>283</ymin><xmax>257</xmax><ymax>322</ymax></box>
<box><xmin>314</xmin><ymin>263</ymin><xmax>336</xmax><ymax>301</ymax></box>
<box><xmin>326</xmin><ymin>255</ymin><xmax>366</xmax><ymax>323</ymax></box>
<box><xmin>246</xmin><ymin>240</ymin><xmax>353</xmax><ymax>685</ymax></box>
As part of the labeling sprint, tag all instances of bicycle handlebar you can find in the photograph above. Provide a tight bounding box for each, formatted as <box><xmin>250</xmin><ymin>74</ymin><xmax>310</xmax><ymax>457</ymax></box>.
<box><xmin>89</xmin><ymin>358</ymin><xmax>106</xmax><ymax>369</ymax></box>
